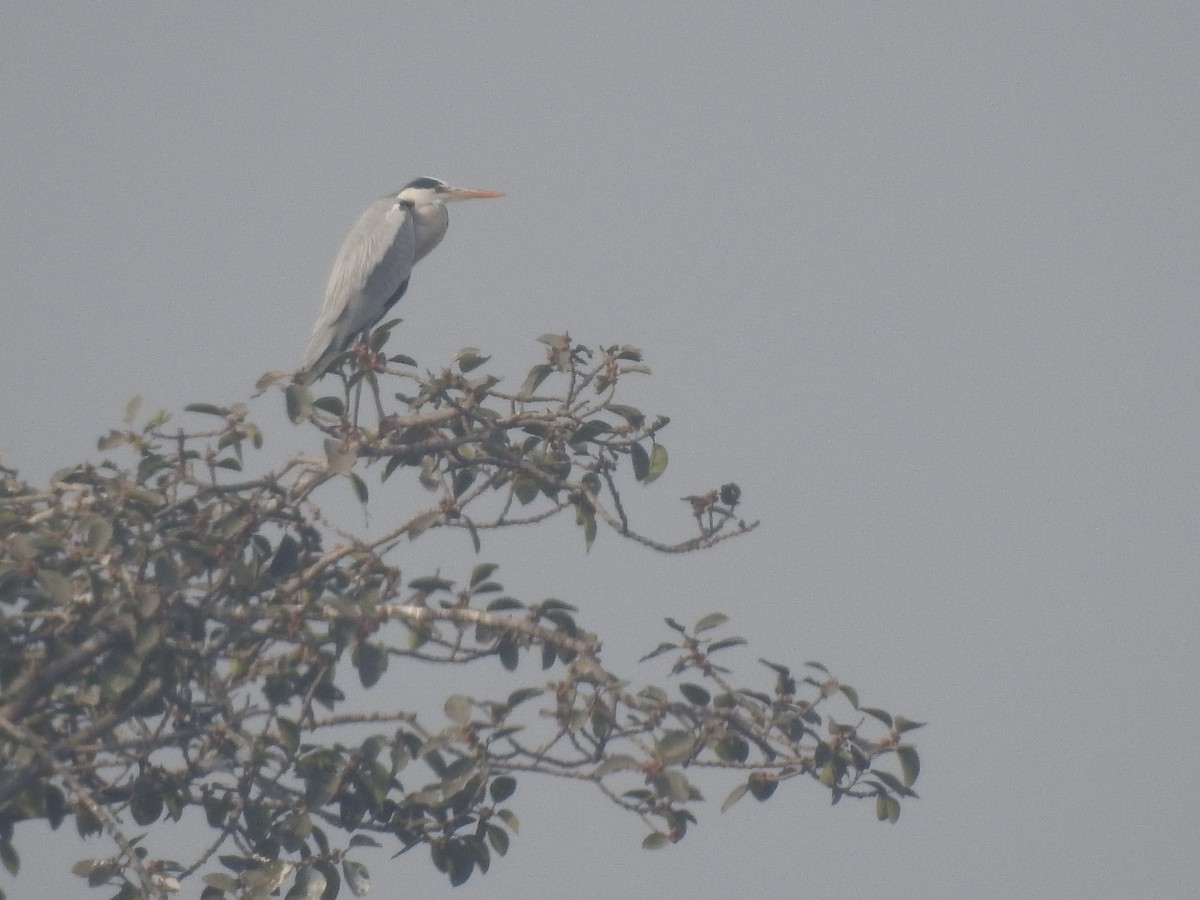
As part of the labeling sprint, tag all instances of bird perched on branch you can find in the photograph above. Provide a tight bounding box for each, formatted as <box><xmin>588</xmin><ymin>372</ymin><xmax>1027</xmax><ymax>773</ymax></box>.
<box><xmin>299</xmin><ymin>177</ymin><xmax>503</xmax><ymax>383</ymax></box>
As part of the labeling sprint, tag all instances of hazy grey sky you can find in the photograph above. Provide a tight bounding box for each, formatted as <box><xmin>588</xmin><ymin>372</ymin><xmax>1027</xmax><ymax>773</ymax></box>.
<box><xmin>3</xmin><ymin>5</ymin><xmax>1198</xmax><ymax>898</ymax></box>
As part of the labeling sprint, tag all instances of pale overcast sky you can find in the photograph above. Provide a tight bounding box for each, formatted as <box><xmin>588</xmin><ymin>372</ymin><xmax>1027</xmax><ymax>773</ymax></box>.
<box><xmin>2</xmin><ymin>5</ymin><xmax>1198</xmax><ymax>898</ymax></box>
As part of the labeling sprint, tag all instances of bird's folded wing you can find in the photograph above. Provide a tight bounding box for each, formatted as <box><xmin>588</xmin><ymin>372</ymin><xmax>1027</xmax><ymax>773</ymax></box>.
<box><xmin>301</xmin><ymin>197</ymin><xmax>417</xmax><ymax>373</ymax></box>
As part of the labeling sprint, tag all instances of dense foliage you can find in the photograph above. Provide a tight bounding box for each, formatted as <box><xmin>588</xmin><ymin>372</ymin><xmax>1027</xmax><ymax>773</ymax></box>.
<box><xmin>0</xmin><ymin>333</ymin><xmax>921</xmax><ymax>899</ymax></box>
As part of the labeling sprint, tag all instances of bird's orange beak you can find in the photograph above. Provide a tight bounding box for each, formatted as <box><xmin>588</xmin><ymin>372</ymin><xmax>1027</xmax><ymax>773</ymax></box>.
<box><xmin>446</xmin><ymin>187</ymin><xmax>504</xmax><ymax>201</ymax></box>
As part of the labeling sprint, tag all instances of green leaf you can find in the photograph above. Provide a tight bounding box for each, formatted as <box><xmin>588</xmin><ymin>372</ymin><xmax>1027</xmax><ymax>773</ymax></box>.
<box><xmin>454</xmin><ymin>348</ymin><xmax>491</xmax><ymax>373</ymax></box>
<box><xmin>714</xmin><ymin>734</ymin><xmax>749</xmax><ymax>763</ymax></box>
<box><xmin>255</xmin><ymin>369</ymin><xmax>287</xmax><ymax>391</ymax></box>
<box><xmin>893</xmin><ymin>716</ymin><xmax>926</xmax><ymax>733</ymax></box>
<box><xmin>489</xmin><ymin>776</ymin><xmax>516</xmax><ymax>803</ymax></box>
<box><xmin>630</xmin><ymin>442</ymin><xmax>650</xmax><ymax>482</ymax></box>
<box><xmin>694</xmin><ymin>612</ymin><xmax>728</xmax><ymax>633</ymax></box>
<box><xmin>410</xmin><ymin>575</ymin><xmax>454</xmax><ymax>593</ymax></box>
<box><xmin>406</xmin><ymin>509</ymin><xmax>442</xmax><ymax>540</ymax></box>
<box><xmin>642</xmin><ymin>832</ymin><xmax>669</xmax><ymax>850</ymax></box>
<box><xmin>277</xmin><ymin>718</ymin><xmax>300</xmax><ymax>757</ymax></box>
<box><xmin>503</xmin><ymin>688</ymin><xmax>543</xmax><ymax>711</ymax></box>
<box><xmin>44</xmin><ymin>785</ymin><xmax>66</xmax><ymax>829</ymax></box>
<box><xmin>446</xmin><ymin>842</ymin><xmax>474</xmax><ymax>886</ymax></box>
<box><xmin>721</xmin><ymin>782</ymin><xmax>750</xmax><ymax>813</ymax></box>
<box><xmin>678</xmin><ymin>683</ymin><xmax>710</xmax><ymax>706</ymax></box>
<box><xmin>286</xmin><ymin>866</ymin><xmax>328</xmax><ymax>899</ymax></box>
<box><xmin>512</xmin><ymin>475</ymin><xmax>539</xmax><ymax>505</ymax></box>
<box><xmin>0</xmin><ymin>838</ymin><xmax>18</xmax><ymax>876</ymax></box>
<box><xmin>130</xmin><ymin>777</ymin><xmax>163</xmax><ymax>825</ymax></box>
<box><xmin>581</xmin><ymin>472</ymin><xmax>602</xmax><ymax>497</ymax></box>
<box><xmin>615</xmin><ymin>344</ymin><xmax>643</xmax><ymax>361</ymax></box>
<box><xmin>96</xmin><ymin>429</ymin><xmax>127</xmax><ymax>451</ymax></box>
<box><xmin>486</xmin><ymin>596</ymin><xmax>525</xmax><ymax>612</ymax></box>
<box><xmin>656</xmin><ymin>769</ymin><xmax>695</xmax><ymax>803</ymax></box>
<box><xmin>606</xmin><ymin>404</ymin><xmax>645</xmax><ymax>428</ymax></box>
<box><xmin>202</xmin><ymin>873</ymin><xmax>238</xmax><ymax>891</ymax></box>
<box><xmin>706</xmin><ymin>636</ymin><xmax>747</xmax><ymax>653</ymax></box>
<box><xmin>497</xmin><ymin>808</ymin><xmax>519</xmax><ymax>832</ymax></box>
<box><xmin>280</xmin><ymin>811</ymin><xmax>313</xmax><ymax>843</ymax></box>
<box><xmin>381</xmin><ymin>453</ymin><xmax>405</xmax><ymax>482</ymax></box>
<box><xmin>593</xmin><ymin>754</ymin><xmax>639</xmax><ymax>777</ymax></box>
<box><xmin>639</xmin><ymin>641</ymin><xmax>676</xmax><ymax>662</ymax></box>
<box><xmin>759</xmin><ymin>659</ymin><xmax>791</xmax><ymax>677</ymax></box>
<box><xmin>36</xmin><ymin>569</ymin><xmax>74</xmax><ymax>604</ymax></box>
<box><xmin>645</xmin><ymin>443</ymin><xmax>668</xmax><ymax>483</ymax></box>
<box><xmin>184</xmin><ymin>402</ymin><xmax>228</xmax><ymax>417</ymax></box>
<box><xmin>896</xmin><ymin>745</ymin><xmax>921</xmax><ymax>786</ymax></box>
<box><xmin>869</xmin><ymin>769</ymin><xmax>918</xmax><ymax>799</ymax></box>
<box><xmin>444</xmin><ymin>694</ymin><xmax>472</xmax><ymax>725</ymax></box>
<box><xmin>569</xmin><ymin>420</ymin><xmax>611</xmax><ymax>444</ymax></box>
<box><xmin>840</xmin><ymin>684</ymin><xmax>859</xmax><ymax>709</ymax></box>
<box><xmin>748</xmin><ymin>774</ymin><xmax>778</xmax><ymax>801</ymax></box>
<box><xmin>268</xmin><ymin>534</ymin><xmax>301</xmax><ymax>578</ymax></box>
<box><xmin>98</xmin><ymin>650</ymin><xmax>140</xmax><ymax>700</ymax></box>
<box><xmin>368</xmin><ymin>321</ymin><xmax>397</xmax><ymax>351</ymax></box>
<box><xmin>498</xmin><ymin>636</ymin><xmax>519</xmax><ymax>671</ymax></box>
<box><xmin>304</xmin><ymin>768</ymin><xmax>343</xmax><ymax>808</ymax></box>
<box><xmin>486</xmin><ymin>824</ymin><xmax>510</xmax><ymax>856</ymax></box>
<box><xmin>575</xmin><ymin>501</ymin><xmax>597</xmax><ymax>551</ymax></box>
<box><xmin>518</xmin><ymin>364</ymin><xmax>553</xmax><ymax>398</ymax></box>
<box><xmin>877</xmin><ymin>794</ymin><xmax>901</xmax><ymax>823</ymax></box>
<box><xmin>655</xmin><ymin>730</ymin><xmax>694</xmax><ymax>763</ymax></box>
<box><xmin>285</xmin><ymin>383</ymin><xmax>313</xmax><ymax>423</ymax></box>
<box><xmin>860</xmin><ymin>707</ymin><xmax>893</xmax><ymax>728</ymax></box>
<box><xmin>123</xmin><ymin>394</ymin><xmax>143</xmax><ymax>424</ymax></box>
<box><xmin>73</xmin><ymin>802</ymin><xmax>102</xmax><ymax>839</ymax></box>
<box><xmin>470</xmin><ymin>563</ymin><xmax>499</xmax><ymax>588</ymax></box>
<box><xmin>313</xmin><ymin>395</ymin><xmax>345</xmax><ymax>417</ymax></box>
<box><xmin>352</xmin><ymin>641</ymin><xmax>388</xmax><ymax>688</ymax></box>
<box><xmin>72</xmin><ymin>858</ymin><xmax>118</xmax><ymax>879</ymax></box>
<box><xmin>348</xmin><ymin>472</ymin><xmax>369</xmax><ymax>505</ymax></box>
<box><xmin>342</xmin><ymin>859</ymin><xmax>371</xmax><ymax>897</ymax></box>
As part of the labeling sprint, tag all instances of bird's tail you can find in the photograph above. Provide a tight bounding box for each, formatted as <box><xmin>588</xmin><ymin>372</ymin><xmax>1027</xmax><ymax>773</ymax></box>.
<box><xmin>295</xmin><ymin>349</ymin><xmax>342</xmax><ymax>387</ymax></box>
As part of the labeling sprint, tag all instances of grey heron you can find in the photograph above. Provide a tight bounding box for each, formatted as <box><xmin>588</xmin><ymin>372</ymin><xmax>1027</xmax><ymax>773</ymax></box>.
<box><xmin>299</xmin><ymin>177</ymin><xmax>503</xmax><ymax>383</ymax></box>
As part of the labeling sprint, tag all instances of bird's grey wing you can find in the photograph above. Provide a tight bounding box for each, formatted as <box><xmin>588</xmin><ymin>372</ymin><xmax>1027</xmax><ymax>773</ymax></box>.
<box><xmin>301</xmin><ymin>197</ymin><xmax>417</xmax><ymax>374</ymax></box>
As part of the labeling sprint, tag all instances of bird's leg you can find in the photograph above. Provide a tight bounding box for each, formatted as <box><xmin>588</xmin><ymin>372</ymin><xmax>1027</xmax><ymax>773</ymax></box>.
<box><xmin>338</xmin><ymin>367</ymin><xmax>352</xmax><ymax>410</ymax></box>
<box><xmin>355</xmin><ymin>328</ymin><xmax>387</xmax><ymax>426</ymax></box>
<box><xmin>369</xmin><ymin>374</ymin><xmax>385</xmax><ymax>425</ymax></box>
<box><xmin>351</xmin><ymin>377</ymin><xmax>363</xmax><ymax>432</ymax></box>
<box><xmin>349</xmin><ymin>329</ymin><xmax>371</xmax><ymax>432</ymax></box>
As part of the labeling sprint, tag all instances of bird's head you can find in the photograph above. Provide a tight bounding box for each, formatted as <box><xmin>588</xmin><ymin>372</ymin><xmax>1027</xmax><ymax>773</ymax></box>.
<box><xmin>398</xmin><ymin>177</ymin><xmax>504</xmax><ymax>206</ymax></box>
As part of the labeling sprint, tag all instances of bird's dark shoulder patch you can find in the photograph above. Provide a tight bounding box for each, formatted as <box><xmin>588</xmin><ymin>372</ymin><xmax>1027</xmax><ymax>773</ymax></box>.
<box><xmin>383</xmin><ymin>278</ymin><xmax>410</xmax><ymax>313</ymax></box>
